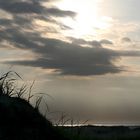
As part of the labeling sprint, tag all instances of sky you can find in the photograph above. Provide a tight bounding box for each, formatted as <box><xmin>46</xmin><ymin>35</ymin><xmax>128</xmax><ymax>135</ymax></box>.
<box><xmin>1</xmin><ymin>0</ymin><xmax>140</xmax><ymax>125</ymax></box>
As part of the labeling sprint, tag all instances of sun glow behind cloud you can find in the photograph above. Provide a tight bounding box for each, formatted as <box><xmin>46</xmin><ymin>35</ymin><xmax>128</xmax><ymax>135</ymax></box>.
<box><xmin>55</xmin><ymin>0</ymin><xmax>112</xmax><ymax>39</ymax></box>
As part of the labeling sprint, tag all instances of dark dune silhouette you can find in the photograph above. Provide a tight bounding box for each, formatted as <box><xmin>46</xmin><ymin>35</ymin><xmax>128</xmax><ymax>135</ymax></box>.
<box><xmin>0</xmin><ymin>72</ymin><xmax>68</xmax><ymax>140</ymax></box>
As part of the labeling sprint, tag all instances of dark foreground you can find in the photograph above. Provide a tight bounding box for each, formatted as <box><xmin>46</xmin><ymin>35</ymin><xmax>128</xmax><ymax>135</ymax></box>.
<box><xmin>59</xmin><ymin>125</ymin><xmax>140</xmax><ymax>140</ymax></box>
<box><xmin>2</xmin><ymin>91</ymin><xmax>140</xmax><ymax>140</ymax></box>
<box><xmin>0</xmin><ymin>94</ymin><xmax>69</xmax><ymax>140</ymax></box>
<box><xmin>0</xmin><ymin>73</ymin><xmax>140</xmax><ymax>140</ymax></box>
<box><xmin>1</xmin><ymin>91</ymin><xmax>140</xmax><ymax>140</ymax></box>
<box><xmin>0</xmin><ymin>72</ymin><xmax>69</xmax><ymax>140</ymax></box>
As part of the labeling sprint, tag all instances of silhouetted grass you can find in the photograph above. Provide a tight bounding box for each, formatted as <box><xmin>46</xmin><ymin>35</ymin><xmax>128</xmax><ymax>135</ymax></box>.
<box><xmin>1</xmin><ymin>71</ymin><xmax>140</xmax><ymax>140</ymax></box>
<box><xmin>0</xmin><ymin>71</ymin><xmax>68</xmax><ymax>140</ymax></box>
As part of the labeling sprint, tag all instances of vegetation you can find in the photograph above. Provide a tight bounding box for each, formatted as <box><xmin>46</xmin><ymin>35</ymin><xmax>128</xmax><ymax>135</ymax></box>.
<box><xmin>0</xmin><ymin>71</ymin><xmax>68</xmax><ymax>140</ymax></box>
<box><xmin>0</xmin><ymin>71</ymin><xmax>140</xmax><ymax>140</ymax></box>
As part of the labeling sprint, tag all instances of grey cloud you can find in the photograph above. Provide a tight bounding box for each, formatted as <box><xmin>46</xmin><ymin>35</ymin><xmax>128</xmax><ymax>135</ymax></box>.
<box><xmin>59</xmin><ymin>24</ymin><xmax>72</xmax><ymax>30</ymax></box>
<box><xmin>89</xmin><ymin>41</ymin><xmax>102</xmax><ymax>47</ymax></box>
<box><xmin>5</xmin><ymin>31</ymin><xmax>140</xmax><ymax>76</ymax></box>
<box><xmin>118</xmin><ymin>50</ymin><xmax>140</xmax><ymax>57</ymax></box>
<box><xmin>0</xmin><ymin>0</ymin><xmax>75</xmax><ymax>42</ymax></box>
<box><xmin>0</xmin><ymin>19</ymin><xmax>12</xmax><ymax>26</ymax></box>
<box><xmin>5</xmin><ymin>33</ymin><xmax>122</xmax><ymax>76</ymax></box>
<box><xmin>0</xmin><ymin>0</ymin><xmax>138</xmax><ymax>76</ymax></box>
<box><xmin>0</xmin><ymin>17</ymin><xmax>138</xmax><ymax>76</ymax></box>
<box><xmin>100</xmin><ymin>39</ymin><xmax>113</xmax><ymax>45</ymax></box>
<box><xmin>2</xmin><ymin>21</ymin><xmax>138</xmax><ymax>76</ymax></box>
<box><xmin>121</xmin><ymin>37</ymin><xmax>132</xmax><ymax>43</ymax></box>
<box><xmin>68</xmin><ymin>37</ymin><xmax>88</xmax><ymax>45</ymax></box>
<box><xmin>0</xmin><ymin>0</ymin><xmax>76</xmax><ymax>18</ymax></box>
<box><xmin>0</xmin><ymin>0</ymin><xmax>42</xmax><ymax>14</ymax></box>
<box><xmin>0</xmin><ymin>0</ymin><xmax>75</xmax><ymax>37</ymax></box>
<box><xmin>45</xmin><ymin>7</ymin><xmax>76</xmax><ymax>17</ymax></box>
<box><xmin>69</xmin><ymin>37</ymin><xmax>112</xmax><ymax>47</ymax></box>
<box><xmin>68</xmin><ymin>37</ymin><xmax>102</xmax><ymax>47</ymax></box>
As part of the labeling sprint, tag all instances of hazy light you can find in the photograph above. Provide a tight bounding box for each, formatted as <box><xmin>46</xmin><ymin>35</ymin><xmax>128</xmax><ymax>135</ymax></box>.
<box><xmin>55</xmin><ymin>0</ymin><xmax>112</xmax><ymax>38</ymax></box>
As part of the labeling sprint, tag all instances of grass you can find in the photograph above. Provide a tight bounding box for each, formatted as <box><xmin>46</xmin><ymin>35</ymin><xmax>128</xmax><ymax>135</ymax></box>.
<box><xmin>0</xmin><ymin>71</ymin><xmax>52</xmax><ymax>112</ymax></box>
<box><xmin>0</xmin><ymin>71</ymin><xmax>70</xmax><ymax>140</ymax></box>
<box><xmin>1</xmin><ymin>71</ymin><xmax>140</xmax><ymax>140</ymax></box>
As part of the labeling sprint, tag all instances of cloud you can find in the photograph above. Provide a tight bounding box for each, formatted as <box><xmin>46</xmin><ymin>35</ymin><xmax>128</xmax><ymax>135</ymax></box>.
<box><xmin>100</xmin><ymin>39</ymin><xmax>113</xmax><ymax>45</ymax></box>
<box><xmin>45</xmin><ymin>7</ymin><xmax>76</xmax><ymax>17</ymax></box>
<box><xmin>68</xmin><ymin>37</ymin><xmax>89</xmax><ymax>45</ymax></box>
<box><xmin>0</xmin><ymin>0</ymin><xmax>42</xmax><ymax>14</ymax></box>
<box><xmin>121</xmin><ymin>37</ymin><xmax>132</xmax><ymax>43</ymax></box>
<box><xmin>1</xmin><ymin>0</ymin><xmax>140</xmax><ymax>76</ymax></box>
<box><xmin>5</xmin><ymin>34</ymin><xmax>122</xmax><ymax>76</ymax></box>
<box><xmin>0</xmin><ymin>0</ymin><xmax>76</xmax><ymax>18</ymax></box>
<box><xmin>68</xmin><ymin>37</ymin><xmax>102</xmax><ymax>47</ymax></box>
<box><xmin>6</xmin><ymin>32</ymin><xmax>140</xmax><ymax>76</ymax></box>
<box><xmin>0</xmin><ymin>7</ymin><xmax>122</xmax><ymax>76</ymax></box>
<box><xmin>118</xmin><ymin>50</ymin><xmax>140</xmax><ymax>57</ymax></box>
<box><xmin>89</xmin><ymin>41</ymin><xmax>102</xmax><ymax>47</ymax></box>
<box><xmin>0</xmin><ymin>0</ymin><xmax>76</xmax><ymax>43</ymax></box>
<box><xmin>69</xmin><ymin>37</ymin><xmax>113</xmax><ymax>47</ymax></box>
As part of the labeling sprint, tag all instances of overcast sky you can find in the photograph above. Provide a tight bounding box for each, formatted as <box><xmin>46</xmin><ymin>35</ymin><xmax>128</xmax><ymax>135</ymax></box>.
<box><xmin>1</xmin><ymin>0</ymin><xmax>140</xmax><ymax>125</ymax></box>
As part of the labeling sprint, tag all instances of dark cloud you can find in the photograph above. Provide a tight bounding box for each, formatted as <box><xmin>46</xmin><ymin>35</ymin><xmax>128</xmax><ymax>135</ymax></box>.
<box><xmin>100</xmin><ymin>39</ymin><xmax>113</xmax><ymax>45</ymax></box>
<box><xmin>68</xmin><ymin>37</ymin><xmax>102</xmax><ymax>47</ymax></box>
<box><xmin>45</xmin><ymin>7</ymin><xmax>76</xmax><ymax>17</ymax></box>
<box><xmin>68</xmin><ymin>37</ymin><xmax>88</xmax><ymax>45</ymax></box>
<box><xmin>0</xmin><ymin>10</ymin><xmax>122</xmax><ymax>76</ymax></box>
<box><xmin>0</xmin><ymin>0</ymin><xmax>139</xmax><ymax>76</ymax></box>
<box><xmin>0</xmin><ymin>0</ymin><xmax>76</xmax><ymax>17</ymax></box>
<box><xmin>0</xmin><ymin>0</ymin><xmax>75</xmax><ymax>40</ymax></box>
<box><xmin>89</xmin><ymin>41</ymin><xmax>102</xmax><ymax>47</ymax></box>
<box><xmin>0</xmin><ymin>1</ymin><xmax>41</xmax><ymax>14</ymax></box>
<box><xmin>69</xmin><ymin>37</ymin><xmax>112</xmax><ymax>47</ymax></box>
<box><xmin>0</xmin><ymin>0</ymin><xmax>76</xmax><ymax>39</ymax></box>
<box><xmin>121</xmin><ymin>37</ymin><xmax>132</xmax><ymax>43</ymax></box>
<box><xmin>5</xmin><ymin>33</ymin><xmax>122</xmax><ymax>76</ymax></box>
<box><xmin>6</xmin><ymin>32</ymin><xmax>140</xmax><ymax>76</ymax></box>
<box><xmin>59</xmin><ymin>24</ymin><xmax>73</xmax><ymax>30</ymax></box>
